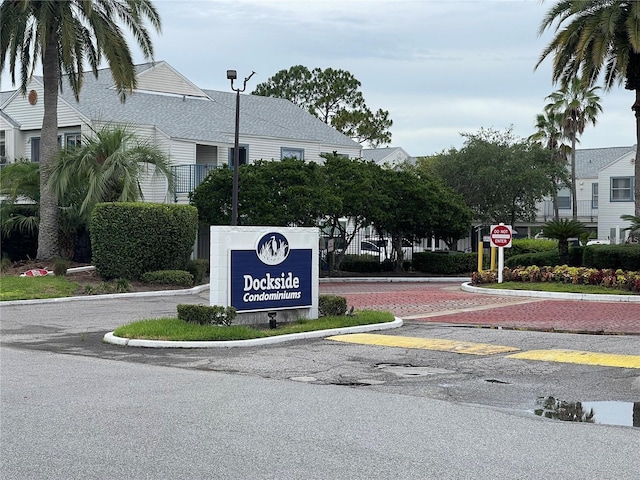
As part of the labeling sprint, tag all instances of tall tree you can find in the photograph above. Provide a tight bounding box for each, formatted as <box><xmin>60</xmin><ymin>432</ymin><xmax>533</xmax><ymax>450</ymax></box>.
<box><xmin>543</xmin><ymin>78</ymin><xmax>602</xmax><ymax>220</ymax></box>
<box><xmin>424</xmin><ymin>128</ymin><xmax>569</xmax><ymax>225</ymax></box>
<box><xmin>537</xmin><ymin>0</ymin><xmax>640</xmax><ymax>216</ymax></box>
<box><xmin>529</xmin><ymin>109</ymin><xmax>571</xmax><ymax>220</ymax></box>
<box><xmin>0</xmin><ymin>0</ymin><xmax>161</xmax><ymax>260</ymax></box>
<box><xmin>253</xmin><ymin>65</ymin><xmax>392</xmax><ymax>147</ymax></box>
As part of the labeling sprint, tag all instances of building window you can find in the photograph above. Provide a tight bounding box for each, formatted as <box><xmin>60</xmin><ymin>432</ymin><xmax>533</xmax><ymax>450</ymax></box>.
<box><xmin>65</xmin><ymin>132</ymin><xmax>82</xmax><ymax>150</ymax></box>
<box><xmin>611</xmin><ymin>177</ymin><xmax>634</xmax><ymax>202</ymax></box>
<box><xmin>557</xmin><ymin>186</ymin><xmax>571</xmax><ymax>209</ymax></box>
<box><xmin>30</xmin><ymin>137</ymin><xmax>40</xmax><ymax>162</ymax></box>
<box><xmin>228</xmin><ymin>145</ymin><xmax>248</xmax><ymax>169</ymax></box>
<box><xmin>591</xmin><ymin>183</ymin><xmax>598</xmax><ymax>209</ymax></box>
<box><xmin>0</xmin><ymin>130</ymin><xmax>6</xmax><ymax>163</ymax></box>
<box><xmin>281</xmin><ymin>147</ymin><xmax>304</xmax><ymax>160</ymax></box>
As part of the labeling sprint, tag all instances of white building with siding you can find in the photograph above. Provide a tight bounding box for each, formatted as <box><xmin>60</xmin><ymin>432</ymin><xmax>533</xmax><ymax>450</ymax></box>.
<box><xmin>0</xmin><ymin>61</ymin><xmax>363</xmax><ymax>205</ymax></box>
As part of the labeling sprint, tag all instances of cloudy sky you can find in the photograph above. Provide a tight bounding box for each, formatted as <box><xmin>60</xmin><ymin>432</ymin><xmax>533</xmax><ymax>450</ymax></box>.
<box><xmin>2</xmin><ymin>0</ymin><xmax>637</xmax><ymax>156</ymax></box>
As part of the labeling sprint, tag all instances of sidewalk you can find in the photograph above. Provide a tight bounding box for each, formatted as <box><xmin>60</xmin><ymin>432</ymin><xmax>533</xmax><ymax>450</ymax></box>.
<box><xmin>319</xmin><ymin>280</ymin><xmax>640</xmax><ymax>335</ymax></box>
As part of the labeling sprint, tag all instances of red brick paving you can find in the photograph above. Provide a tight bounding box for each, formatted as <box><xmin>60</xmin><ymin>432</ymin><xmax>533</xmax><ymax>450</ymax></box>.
<box><xmin>319</xmin><ymin>281</ymin><xmax>640</xmax><ymax>335</ymax></box>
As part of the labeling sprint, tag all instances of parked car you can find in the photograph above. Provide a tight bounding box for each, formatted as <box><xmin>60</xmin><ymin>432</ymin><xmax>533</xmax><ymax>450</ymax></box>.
<box><xmin>360</xmin><ymin>238</ymin><xmax>420</xmax><ymax>262</ymax></box>
<box><xmin>586</xmin><ymin>239</ymin><xmax>610</xmax><ymax>246</ymax></box>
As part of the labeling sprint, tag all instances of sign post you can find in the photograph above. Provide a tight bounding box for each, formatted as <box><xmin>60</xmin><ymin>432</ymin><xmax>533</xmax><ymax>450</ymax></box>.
<box><xmin>489</xmin><ymin>223</ymin><xmax>512</xmax><ymax>283</ymax></box>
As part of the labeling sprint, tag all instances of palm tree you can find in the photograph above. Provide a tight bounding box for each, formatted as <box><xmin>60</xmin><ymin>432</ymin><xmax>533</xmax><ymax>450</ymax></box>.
<box><xmin>0</xmin><ymin>0</ymin><xmax>161</xmax><ymax>260</ymax></box>
<box><xmin>542</xmin><ymin>219</ymin><xmax>587</xmax><ymax>265</ymax></box>
<box><xmin>529</xmin><ymin>109</ymin><xmax>571</xmax><ymax>220</ymax></box>
<box><xmin>537</xmin><ymin>0</ymin><xmax>640</xmax><ymax>217</ymax></box>
<box><xmin>620</xmin><ymin>214</ymin><xmax>640</xmax><ymax>243</ymax></box>
<box><xmin>0</xmin><ymin>161</ymin><xmax>40</xmax><ymax>239</ymax></box>
<box><xmin>49</xmin><ymin>125</ymin><xmax>174</xmax><ymax>226</ymax></box>
<box><xmin>543</xmin><ymin>78</ymin><xmax>602</xmax><ymax>221</ymax></box>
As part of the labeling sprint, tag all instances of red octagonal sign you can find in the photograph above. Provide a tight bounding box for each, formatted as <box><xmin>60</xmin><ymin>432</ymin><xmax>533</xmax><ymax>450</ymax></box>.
<box><xmin>490</xmin><ymin>224</ymin><xmax>512</xmax><ymax>248</ymax></box>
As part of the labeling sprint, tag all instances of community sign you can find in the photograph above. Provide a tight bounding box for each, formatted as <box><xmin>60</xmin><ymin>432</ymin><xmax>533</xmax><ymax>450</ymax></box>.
<box><xmin>209</xmin><ymin>226</ymin><xmax>319</xmax><ymax>317</ymax></box>
<box><xmin>230</xmin><ymin>231</ymin><xmax>312</xmax><ymax>312</ymax></box>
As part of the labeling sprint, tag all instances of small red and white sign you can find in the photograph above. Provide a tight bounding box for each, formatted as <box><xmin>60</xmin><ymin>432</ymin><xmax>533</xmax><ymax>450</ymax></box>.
<box><xmin>489</xmin><ymin>224</ymin><xmax>512</xmax><ymax>248</ymax></box>
<box><xmin>21</xmin><ymin>269</ymin><xmax>52</xmax><ymax>277</ymax></box>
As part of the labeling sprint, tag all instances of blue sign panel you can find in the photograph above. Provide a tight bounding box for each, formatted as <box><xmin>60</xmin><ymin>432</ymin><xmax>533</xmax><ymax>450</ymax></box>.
<box><xmin>230</xmin><ymin>232</ymin><xmax>312</xmax><ymax>312</ymax></box>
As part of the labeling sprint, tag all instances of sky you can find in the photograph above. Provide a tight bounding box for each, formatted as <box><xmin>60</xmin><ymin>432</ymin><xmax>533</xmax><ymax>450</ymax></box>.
<box><xmin>1</xmin><ymin>0</ymin><xmax>637</xmax><ymax>156</ymax></box>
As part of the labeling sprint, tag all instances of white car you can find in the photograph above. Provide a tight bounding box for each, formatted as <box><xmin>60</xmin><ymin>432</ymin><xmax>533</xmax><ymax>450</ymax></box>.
<box><xmin>360</xmin><ymin>238</ymin><xmax>417</xmax><ymax>261</ymax></box>
<box><xmin>586</xmin><ymin>239</ymin><xmax>610</xmax><ymax>246</ymax></box>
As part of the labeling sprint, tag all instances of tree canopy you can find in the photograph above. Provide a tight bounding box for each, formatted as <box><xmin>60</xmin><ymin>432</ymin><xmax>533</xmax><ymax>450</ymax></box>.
<box><xmin>252</xmin><ymin>65</ymin><xmax>392</xmax><ymax>147</ymax></box>
<box><xmin>0</xmin><ymin>0</ymin><xmax>161</xmax><ymax>259</ymax></box>
<box><xmin>420</xmin><ymin>128</ymin><xmax>568</xmax><ymax>226</ymax></box>
<box><xmin>190</xmin><ymin>156</ymin><xmax>472</xmax><ymax>271</ymax></box>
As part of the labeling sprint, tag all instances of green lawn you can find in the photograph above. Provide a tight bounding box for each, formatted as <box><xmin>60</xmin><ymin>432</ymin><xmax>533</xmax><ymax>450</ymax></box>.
<box><xmin>0</xmin><ymin>276</ymin><xmax>79</xmax><ymax>301</ymax></box>
<box><xmin>480</xmin><ymin>282</ymin><xmax>636</xmax><ymax>295</ymax></box>
<box><xmin>113</xmin><ymin>310</ymin><xmax>395</xmax><ymax>341</ymax></box>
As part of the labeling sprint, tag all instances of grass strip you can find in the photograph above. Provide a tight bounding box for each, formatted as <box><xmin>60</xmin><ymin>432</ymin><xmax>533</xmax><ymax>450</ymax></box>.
<box><xmin>480</xmin><ymin>282</ymin><xmax>636</xmax><ymax>295</ymax></box>
<box><xmin>0</xmin><ymin>276</ymin><xmax>78</xmax><ymax>301</ymax></box>
<box><xmin>113</xmin><ymin>310</ymin><xmax>395</xmax><ymax>341</ymax></box>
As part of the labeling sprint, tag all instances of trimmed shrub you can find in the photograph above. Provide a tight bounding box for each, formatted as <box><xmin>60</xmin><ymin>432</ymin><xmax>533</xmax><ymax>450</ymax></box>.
<box><xmin>318</xmin><ymin>295</ymin><xmax>347</xmax><ymax>317</ymax></box>
<box><xmin>506</xmin><ymin>250</ymin><xmax>560</xmax><ymax>268</ymax></box>
<box><xmin>412</xmin><ymin>252</ymin><xmax>476</xmax><ymax>275</ymax></box>
<box><xmin>339</xmin><ymin>254</ymin><xmax>389</xmax><ymax>273</ymax></box>
<box><xmin>141</xmin><ymin>270</ymin><xmax>194</xmax><ymax>287</ymax></box>
<box><xmin>583</xmin><ymin>244</ymin><xmax>640</xmax><ymax>270</ymax></box>
<box><xmin>52</xmin><ymin>257</ymin><xmax>69</xmax><ymax>276</ymax></box>
<box><xmin>186</xmin><ymin>259</ymin><xmax>209</xmax><ymax>285</ymax></box>
<box><xmin>90</xmin><ymin>202</ymin><xmax>198</xmax><ymax>280</ymax></box>
<box><xmin>504</xmin><ymin>238</ymin><xmax>558</xmax><ymax>260</ymax></box>
<box><xmin>177</xmin><ymin>304</ymin><xmax>237</xmax><ymax>326</ymax></box>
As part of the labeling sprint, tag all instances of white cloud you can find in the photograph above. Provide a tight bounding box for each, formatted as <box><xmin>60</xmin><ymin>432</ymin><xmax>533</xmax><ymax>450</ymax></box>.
<box><xmin>2</xmin><ymin>0</ymin><xmax>636</xmax><ymax>155</ymax></box>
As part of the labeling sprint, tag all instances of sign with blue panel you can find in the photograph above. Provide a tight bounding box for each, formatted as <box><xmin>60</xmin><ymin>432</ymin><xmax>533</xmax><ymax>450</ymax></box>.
<box><xmin>230</xmin><ymin>231</ymin><xmax>312</xmax><ymax>312</ymax></box>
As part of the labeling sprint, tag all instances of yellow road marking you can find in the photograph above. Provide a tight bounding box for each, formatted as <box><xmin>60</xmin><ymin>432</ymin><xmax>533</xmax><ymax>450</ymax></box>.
<box><xmin>327</xmin><ymin>333</ymin><xmax>520</xmax><ymax>355</ymax></box>
<box><xmin>507</xmin><ymin>349</ymin><xmax>640</xmax><ymax>369</ymax></box>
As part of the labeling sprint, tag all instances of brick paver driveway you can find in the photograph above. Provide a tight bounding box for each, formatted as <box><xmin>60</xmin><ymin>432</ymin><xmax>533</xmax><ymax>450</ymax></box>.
<box><xmin>319</xmin><ymin>281</ymin><xmax>640</xmax><ymax>335</ymax></box>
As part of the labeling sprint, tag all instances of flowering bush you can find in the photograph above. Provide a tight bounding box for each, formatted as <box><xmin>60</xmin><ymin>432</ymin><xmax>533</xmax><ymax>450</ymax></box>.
<box><xmin>471</xmin><ymin>265</ymin><xmax>640</xmax><ymax>293</ymax></box>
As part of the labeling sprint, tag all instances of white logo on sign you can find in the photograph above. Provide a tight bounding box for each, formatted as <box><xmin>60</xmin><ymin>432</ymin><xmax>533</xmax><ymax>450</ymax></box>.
<box><xmin>257</xmin><ymin>232</ymin><xmax>290</xmax><ymax>265</ymax></box>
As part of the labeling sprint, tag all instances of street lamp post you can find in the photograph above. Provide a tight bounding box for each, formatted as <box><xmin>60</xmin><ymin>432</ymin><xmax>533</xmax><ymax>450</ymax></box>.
<box><xmin>227</xmin><ymin>69</ymin><xmax>255</xmax><ymax>226</ymax></box>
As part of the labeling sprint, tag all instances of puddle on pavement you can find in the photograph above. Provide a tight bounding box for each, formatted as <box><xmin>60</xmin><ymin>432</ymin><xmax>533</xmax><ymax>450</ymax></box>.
<box><xmin>534</xmin><ymin>396</ymin><xmax>640</xmax><ymax>428</ymax></box>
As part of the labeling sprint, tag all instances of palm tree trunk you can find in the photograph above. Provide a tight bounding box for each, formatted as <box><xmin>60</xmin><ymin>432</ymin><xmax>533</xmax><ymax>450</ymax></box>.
<box><xmin>635</xmin><ymin>90</ymin><xmax>640</xmax><ymax>218</ymax></box>
<box><xmin>571</xmin><ymin>135</ymin><xmax>578</xmax><ymax>221</ymax></box>
<box><xmin>36</xmin><ymin>28</ymin><xmax>60</xmax><ymax>260</ymax></box>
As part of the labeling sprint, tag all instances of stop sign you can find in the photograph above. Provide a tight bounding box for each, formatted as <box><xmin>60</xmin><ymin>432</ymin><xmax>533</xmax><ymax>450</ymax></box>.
<box><xmin>490</xmin><ymin>224</ymin><xmax>512</xmax><ymax>248</ymax></box>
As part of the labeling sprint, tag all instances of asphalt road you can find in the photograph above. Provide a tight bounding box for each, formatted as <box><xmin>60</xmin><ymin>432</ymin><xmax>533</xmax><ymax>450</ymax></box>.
<box><xmin>1</xmin><ymin>286</ymin><xmax>640</xmax><ymax>478</ymax></box>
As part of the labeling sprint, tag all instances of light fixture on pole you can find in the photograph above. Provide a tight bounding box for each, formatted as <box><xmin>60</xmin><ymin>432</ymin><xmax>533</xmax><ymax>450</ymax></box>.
<box><xmin>227</xmin><ymin>69</ymin><xmax>255</xmax><ymax>226</ymax></box>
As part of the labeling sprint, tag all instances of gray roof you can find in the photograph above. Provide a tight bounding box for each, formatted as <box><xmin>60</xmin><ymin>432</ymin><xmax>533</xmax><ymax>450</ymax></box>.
<box><xmin>361</xmin><ymin>147</ymin><xmax>401</xmax><ymax>163</ymax></box>
<box><xmin>575</xmin><ymin>145</ymin><xmax>636</xmax><ymax>178</ymax></box>
<box><xmin>41</xmin><ymin>62</ymin><xmax>360</xmax><ymax>148</ymax></box>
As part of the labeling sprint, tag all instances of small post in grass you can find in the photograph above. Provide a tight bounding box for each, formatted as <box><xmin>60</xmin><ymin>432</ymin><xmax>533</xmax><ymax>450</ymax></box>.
<box><xmin>268</xmin><ymin>311</ymin><xmax>277</xmax><ymax>329</ymax></box>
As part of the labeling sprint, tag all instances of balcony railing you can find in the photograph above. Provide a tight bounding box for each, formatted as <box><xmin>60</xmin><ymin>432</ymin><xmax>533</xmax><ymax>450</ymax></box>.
<box><xmin>536</xmin><ymin>200</ymin><xmax>598</xmax><ymax>222</ymax></box>
<box><xmin>172</xmin><ymin>164</ymin><xmax>222</xmax><ymax>197</ymax></box>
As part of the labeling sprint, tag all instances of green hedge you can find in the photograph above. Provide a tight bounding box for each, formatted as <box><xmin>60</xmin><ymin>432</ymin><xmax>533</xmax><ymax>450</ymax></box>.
<box><xmin>504</xmin><ymin>238</ymin><xmax>558</xmax><ymax>260</ymax></box>
<box><xmin>177</xmin><ymin>304</ymin><xmax>237</xmax><ymax>326</ymax></box>
<box><xmin>338</xmin><ymin>254</ymin><xmax>391</xmax><ymax>273</ymax></box>
<box><xmin>583</xmin><ymin>244</ymin><xmax>640</xmax><ymax>270</ymax></box>
<box><xmin>318</xmin><ymin>295</ymin><xmax>348</xmax><ymax>316</ymax></box>
<box><xmin>505</xmin><ymin>250</ymin><xmax>560</xmax><ymax>268</ymax></box>
<box><xmin>141</xmin><ymin>270</ymin><xmax>194</xmax><ymax>287</ymax></box>
<box><xmin>412</xmin><ymin>252</ymin><xmax>476</xmax><ymax>275</ymax></box>
<box><xmin>90</xmin><ymin>202</ymin><xmax>198</xmax><ymax>280</ymax></box>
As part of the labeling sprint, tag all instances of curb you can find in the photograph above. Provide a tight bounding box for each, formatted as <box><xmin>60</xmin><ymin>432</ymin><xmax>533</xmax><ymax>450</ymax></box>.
<box><xmin>2</xmin><ymin>284</ymin><xmax>210</xmax><ymax>306</ymax></box>
<box><xmin>461</xmin><ymin>282</ymin><xmax>640</xmax><ymax>303</ymax></box>
<box><xmin>103</xmin><ymin>317</ymin><xmax>403</xmax><ymax>348</ymax></box>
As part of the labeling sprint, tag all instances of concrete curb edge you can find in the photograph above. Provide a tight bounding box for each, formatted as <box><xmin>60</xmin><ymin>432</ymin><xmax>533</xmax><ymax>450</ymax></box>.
<box><xmin>461</xmin><ymin>282</ymin><xmax>640</xmax><ymax>303</ymax></box>
<box><xmin>103</xmin><ymin>317</ymin><xmax>403</xmax><ymax>348</ymax></box>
